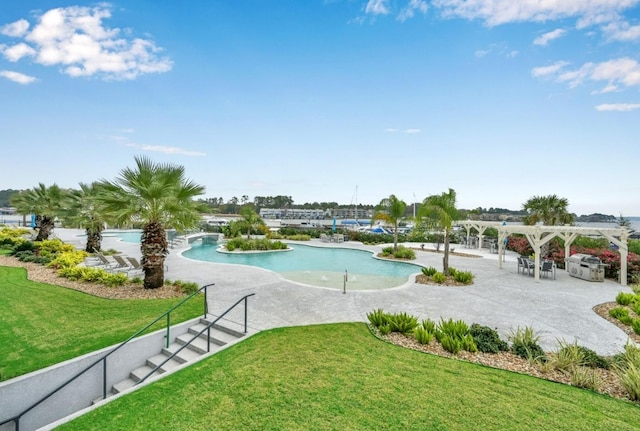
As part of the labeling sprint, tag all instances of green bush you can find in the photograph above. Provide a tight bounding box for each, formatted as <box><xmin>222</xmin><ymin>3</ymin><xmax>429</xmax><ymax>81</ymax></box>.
<box><xmin>393</xmin><ymin>246</ymin><xmax>416</xmax><ymax>260</ymax></box>
<box><xmin>616</xmin><ymin>292</ymin><xmax>637</xmax><ymax>306</ymax></box>
<box><xmin>11</xmin><ymin>241</ymin><xmax>35</xmax><ymax>254</ymax></box>
<box><xmin>616</xmin><ymin>362</ymin><xmax>640</xmax><ymax>401</ymax></box>
<box><xmin>577</xmin><ymin>346</ymin><xmax>610</xmax><ymax>369</ymax></box>
<box><xmin>48</xmin><ymin>250</ymin><xmax>88</xmax><ymax>269</ymax></box>
<box><xmin>469</xmin><ymin>324</ymin><xmax>508</xmax><ymax>354</ymax></box>
<box><xmin>224</xmin><ymin>237</ymin><xmax>288</xmax><ymax>252</ymax></box>
<box><xmin>610</xmin><ymin>307</ymin><xmax>634</xmax><ymax>325</ymax></box>
<box><xmin>509</xmin><ymin>326</ymin><xmax>546</xmax><ymax>361</ymax></box>
<box><xmin>380</xmin><ymin>246</ymin><xmax>394</xmax><ymax>257</ymax></box>
<box><xmin>379</xmin><ymin>323</ymin><xmax>391</xmax><ymax>335</ymax></box>
<box><xmin>432</xmin><ymin>272</ymin><xmax>447</xmax><ymax>284</ymax></box>
<box><xmin>38</xmin><ymin>239</ymin><xmax>75</xmax><ymax>258</ymax></box>
<box><xmin>172</xmin><ymin>280</ymin><xmax>200</xmax><ymax>295</ymax></box>
<box><xmin>285</xmin><ymin>234</ymin><xmax>311</xmax><ymax>241</ymax></box>
<box><xmin>436</xmin><ymin>318</ymin><xmax>469</xmax><ymax>342</ymax></box>
<box><xmin>462</xmin><ymin>334</ymin><xmax>478</xmax><ymax>353</ymax></box>
<box><xmin>414</xmin><ymin>327</ymin><xmax>434</xmax><ymax>345</ymax></box>
<box><xmin>632</xmin><ymin>302</ymin><xmax>640</xmax><ymax>316</ymax></box>
<box><xmin>440</xmin><ymin>334</ymin><xmax>462</xmax><ymax>354</ymax></box>
<box><xmin>367</xmin><ymin>309</ymin><xmax>389</xmax><ymax>328</ymax></box>
<box><xmin>448</xmin><ymin>267</ymin><xmax>457</xmax><ymax>277</ymax></box>
<box><xmin>387</xmin><ymin>312</ymin><xmax>419</xmax><ymax>335</ymax></box>
<box><xmin>550</xmin><ymin>341</ymin><xmax>585</xmax><ymax>372</ymax></box>
<box><xmin>632</xmin><ymin>319</ymin><xmax>640</xmax><ymax>336</ymax></box>
<box><xmin>570</xmin><ymin>366</ymin><xmax>601</xmax><ymax>391</ymax></box>
<box><xmin>453</xmin><ymin>270</ymin><xmax>474</xmax><ymax>285</ymax></box>
<box><xmin>421</xmin><ymin>266</ymin><xmax>437</xmax><ymax>277</ymax></box>
<box><xmin>421</xmin><ymin>318</ymin><xmax>436</xmax><ymax>333</ymax></box>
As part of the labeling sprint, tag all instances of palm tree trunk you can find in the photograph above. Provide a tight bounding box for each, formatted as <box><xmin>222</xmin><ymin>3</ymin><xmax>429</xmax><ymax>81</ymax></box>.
<box><xmin>141</xmin><ymin>221</ymin><xmax>168</xmax><ymax>289</ymax></box>
<box><xmin>443</xmin><ymin>230</ymin><xmax>450</xmax><ymax>275</ymax></box>
<box><xmin>35</xmin><ymin>215</ymin><xmax>54</xmax><ymax>241</ymax></box>
<box><xmin>85</xmin><ymin>228</ymin><xmax>103</xmax><ymax>253</ymax></box>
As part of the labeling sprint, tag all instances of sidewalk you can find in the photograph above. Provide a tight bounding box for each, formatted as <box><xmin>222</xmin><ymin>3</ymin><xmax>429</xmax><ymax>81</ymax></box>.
<box><xmin>56</xmin><ymin>230</ymin><xmax>634</xmax><ymax>356</ymax></box>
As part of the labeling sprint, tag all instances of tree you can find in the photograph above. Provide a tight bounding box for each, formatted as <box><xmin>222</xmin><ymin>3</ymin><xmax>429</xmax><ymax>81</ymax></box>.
<box><xmin>10</xmin><ymin>183</ymin><xmax>69</xmax><ymax>241</ymax></box>
<box><xmin>522</xmin><ymin>195</ymin><xmax>574</xmax><ymax>226</ymax></box>
<box><xmin>61</xmin><ymin>183</ymin><xmax>109</xmax><ymax>253</ymax></box>
<box><xmin>372</xmin><ymin>194</ymin><xmax>407</xmax><ymax>251</ymax></box>
<box><xmin>619</xmin><ymin>214</ymin><xmax>635</xmax><ymax>233</ymax></box>
<box><xmin>98</xmin><ymin>156</ymin><xmax>205</xmax><ymax>289</ymax></box>
<box><xmin>237</xmin><ymin>207</ymin><xmax>265</xmax><ymax>239</ymax></box>
<box><xmin>418</xmin><ymin>188</ymin><xmax>459</xmax><ymax>275</ymax></box>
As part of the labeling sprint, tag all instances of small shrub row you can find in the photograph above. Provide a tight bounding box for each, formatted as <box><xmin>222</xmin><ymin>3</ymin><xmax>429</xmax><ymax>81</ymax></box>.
<box><xmin>57</xmin><ymin>266</ymin><xmax>129</xmax><ymax>287</ymax></box>
<box><xmin>225</xmin><ymin>238</ymin><xmax>288</xmax><ymax>251</ymax></box>
<box><xmin>380</xmin><ymin>245</ymin><xmax>416</xmax><ymax>260</ymax></box>
<box><xmin>508</xmin><ymin>326</ymin><xmax>546</xmax><ymax>361</ymax></box>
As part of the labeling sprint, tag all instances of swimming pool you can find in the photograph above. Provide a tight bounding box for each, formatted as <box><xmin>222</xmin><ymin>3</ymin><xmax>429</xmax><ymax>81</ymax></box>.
<box><xmin>182</xmin><ymin>241</ymin><xmax>422</xmax><ymax>290</ymax></box>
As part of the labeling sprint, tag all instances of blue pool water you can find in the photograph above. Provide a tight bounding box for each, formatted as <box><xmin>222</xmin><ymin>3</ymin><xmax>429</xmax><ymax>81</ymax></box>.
<box><xmin>109</xmin><ymin>230</ymin><xmax>422</xmax><ymax>290</ymax></box>
<box><xmin>183</xmin><ymin>241</ymin><xmax>422</xmax><ymax>290</ymax></box>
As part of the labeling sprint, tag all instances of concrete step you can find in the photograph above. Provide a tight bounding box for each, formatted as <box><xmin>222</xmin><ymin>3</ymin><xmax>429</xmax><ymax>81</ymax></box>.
<box><xmin>188</xmin><ymin>323</ymin><xmax>235</xmax><ymax>346</ymax></box>
<box><xmin>176</xmin><ymin>333</ymin><xmax>217</xmax><ymax>355</ymax></box>
<box><xmin>162</xmin><ymin>342</ymin><xmax>203</xmax><ymax>363</ymax></box>
<box><xmin>112</xmin><ymin>378</ymin><xmax>136</xmax><ymax>394</ymax></box>
<box><xmin>130</xmin><ymin>365</ymin><xmax>163</xmax><ymax>383</ymax></box>
<box><xmin>147</xmin><ymin>354</ymin><xmax>183</xmax><ymax>372</ymax></box>
<box><xmin>200</xmin><ymin>318</ymin><xmax>247</xmax><ymax>338</ymax></box>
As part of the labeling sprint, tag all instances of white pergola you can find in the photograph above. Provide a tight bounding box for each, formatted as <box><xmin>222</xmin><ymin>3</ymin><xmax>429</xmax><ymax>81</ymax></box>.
<box><xmin>457</xmin><ymin>221</ymin><xmax>630</xmax><ymax>285</ymax></box>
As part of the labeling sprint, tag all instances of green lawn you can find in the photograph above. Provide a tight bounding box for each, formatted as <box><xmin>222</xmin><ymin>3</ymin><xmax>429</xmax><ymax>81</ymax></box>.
<box><xmin>0</xmin><ymin>265</ymin><xmax>203</xmax><ymax>381</ymax></box>
<box><xmin>59</xmin><ymin>323</ymin><xmax>640</xmax><ymax>431</ymax></box>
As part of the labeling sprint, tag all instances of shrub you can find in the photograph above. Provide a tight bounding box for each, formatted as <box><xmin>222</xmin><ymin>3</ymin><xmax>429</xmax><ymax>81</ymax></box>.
<box><xmin>421</xmin><ymin>318</ymin><xmax>436</xmax><ymax>334</ymax></box>
<box><xmin>379</xmin><ymin>323</ymin><xmax>391</xmax><ymax>335</ymax></box>
<box><xmin>509</xmin><ymin>326</ymin><xmax>546</xmax><ymax>361</ymax></box>
<box><xmin>453</xmin><ymin>270</ymin><xmax>474</xmax><ymax>285</ymax></box>
<box><xmin>616</xmin><ymin>292</ymin><xmax>636</xmax><ymax>306</ymax></box>
<box><xmin>387</xmin><ymin>312</ymin><xmax>418</xmax><ymax>335</ymax></box>
<box><xmin>436</xmin><ymin>318</ymin><xmax>469</xmax><ymax>342</ymax></box>
<box><xmin>421</xmin><ymin>266</ymin><xmax>437</xmax><ymax>277</ymax></box>
<box><xmin>380</xmin><ymin>246</ymin><xmax>394</xmax><ymax>257</ymax></box>
<box><xmin>549</xmin><ymin>341</ymin><xmax>584</xmax><ymax>372</ymax></box>
<box><xmin>11</xmin><ymin>241</ymin><xmax>35</xmax><ymax>254</ymax></box>
<box><xmin>48</xmin><ymin>250</ymin><xmax>88</xmax><ymax>269</ymax></box>
<box><xmin>632</xmin><ymin>319</ymin><xmax>640</xmax><ymax>336</ymax></box>
<box><xmin>577</xmin><ymin>346</ymin><xmax>610</xmax><ymax>369</ymax></box>
<box><xmin>610</xmin><ymin>307</ymin><xmax>633</xmax><ymax>325</ymax></box>
<box><xmin>393</xmin><ymin>246</ymin><xmax>416</xmax><ymax>260</ymax></box>
<box><xmin>367</xmin><ymin>309</ymin><xmax>389</xmax><ymax>328</ymax></box>
<box><xmin>616</xmin><ymin>362</ymin><xmax>640</xmax><ymax>401</ymax></box>
<box><xmin>172</xmin><ymin>280</ymin><xmax>200</xmax><ymax>295</ymax></box>
<box><xmin>462</xmin><ymin>334</ymin><xmax>478</xmax><ymax>353</ymax></box>
<box><xmin>440</xmin><ymin>334</ymin><xmax>462</xmax><ymax>354</ymax></box>
<box><xmin>469</xmin><ymin>324</ymin><xmax>508</xmax><ymax>354</ymax></box>
<box><xmin>38</xmin><ymin>239</ymin><xmax>75</xmax><ymax>259</ymax></box>
<box><xmin>414</xmin><ymin>327</ymin><xmax>434</xmax><ymax>345</ymax></box>
<box><xmin>632</xmin><ymin>302</ymin><xmax>640</xmax><ymax>316</ymax></box>
<box><xmin>447</xmin><ymin>267</ymin><xmax>457</xmax><ymax>277</ymax></box>
<box><xmin>570</xmin><ymin>366</ymin><xmax>601</xmax><ymax>391</ymax></box>
<box><xmin>285</xmin><ymin>234</ymin><xmax>311</xmax><ymax>241</ymax></box>
<box><xmin>432</xmin><ymin>272</ymin><xmax>447</xmax><ymax>284</ymax></box>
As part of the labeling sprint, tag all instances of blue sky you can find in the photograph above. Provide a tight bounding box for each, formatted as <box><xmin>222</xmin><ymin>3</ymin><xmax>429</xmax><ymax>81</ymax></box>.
<box><xmin>1</xmin><ymin>1</ymin><xmax>639</xmax><ymax>216</ymax></box>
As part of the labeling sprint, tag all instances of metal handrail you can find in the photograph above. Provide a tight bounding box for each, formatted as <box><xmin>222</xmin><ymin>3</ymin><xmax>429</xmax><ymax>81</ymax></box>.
<box><xmin>1</xmin><ymin>283</ymin><xmax>213</xmax><ymax>431</ymax></box>
<box><xmin>137</xmin><ymin>293</ymin><xmax>255</xmax><ymax>384</ymax></box>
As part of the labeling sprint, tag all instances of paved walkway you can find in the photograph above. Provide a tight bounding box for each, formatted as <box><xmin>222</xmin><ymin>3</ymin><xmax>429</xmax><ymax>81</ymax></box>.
<box><xmin>58</xmin><ymin>229</ymin><xmax>634</xmax><ymax>356</ymax></box>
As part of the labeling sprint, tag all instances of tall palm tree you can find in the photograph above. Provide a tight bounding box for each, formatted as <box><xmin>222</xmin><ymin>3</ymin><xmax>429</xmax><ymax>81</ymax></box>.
<box><xmin>372</xmin><ymin>194</ymin><xmax>407</xmax><ymax>251</ymax></box>
<box><xmin>418</xmin><ymin>188</ymin><xmax>459</xmax><ymax>275</ymax></box>
<box><xmin>238</xmin><ymin>206</ymin><xmax>265</xmax><ymax>239</ymax></box>
<box><xmin>522</xmin><ymin>195</ymin><xmax>574</xmax><ymax>226</ymax></box>
<box><xmin>61</xmin><ymin>182</ymin><xmax>108</xmax><ymax>253</ymax></box>
<box><xmin>10</xmin><ymin>183</ymin><xmax>69</xmax><ymax>241</ymax></box>
<box><xmin>98</xmin><ymin>156</ymin><xmax>205</xmax><ymax>289</ymax></box>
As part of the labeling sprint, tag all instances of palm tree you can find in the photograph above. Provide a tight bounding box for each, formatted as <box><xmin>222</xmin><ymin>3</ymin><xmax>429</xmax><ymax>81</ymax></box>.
<box><xmin>238</xmin><ymin>206</ymin><xmax>264</xmax><ymax>239</ymax></box>
<box><xmin>522</xmin><ymin>195</ymin><xmax>574</xmax><ymax>226</ymax></box>
<box><xmin>98</xmin><ymin>156</ymin><xmax>205</xmax><ymax>289</ymax></box>
<box><xmin>10</xmin><ymin>183</ymin><xmax>69</xmax><ymax>241</ymax></box>
<box><xmin>372</xmin><ymin>194</ymin><xmax>407</xmax><ymax>251</ymax></box>
<box><xmin>61</xmin><ymin>183</ymin><xmax>108</xmax><ymax>253</ymax></box>
<box><xmin>418</xmin><ymin>188</ymin><xmax>459</xmax><ymax>275</ymax></box>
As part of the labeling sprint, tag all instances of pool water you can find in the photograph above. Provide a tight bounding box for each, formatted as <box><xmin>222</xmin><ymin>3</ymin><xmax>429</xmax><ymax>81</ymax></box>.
<box><xmin>182</xmin><ymin>241</ymin><xmax>422</xmax><ymax>290</ymax></box>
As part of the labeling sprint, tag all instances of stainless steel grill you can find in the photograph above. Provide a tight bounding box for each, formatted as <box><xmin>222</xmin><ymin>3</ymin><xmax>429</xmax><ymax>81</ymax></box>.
<box><xmin>566</xmin><ymin>253</ymin><xmax>606</xmax><ymax>282</ymax></box>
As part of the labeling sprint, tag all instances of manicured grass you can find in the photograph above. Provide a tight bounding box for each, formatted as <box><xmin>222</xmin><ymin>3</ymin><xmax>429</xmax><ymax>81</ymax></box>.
<box><xmin>0</xmin><ymin>249</ymin><xmax>11</xmax><ymax>256</ymax></box>
<box><xmin>0</xmin><ymin>265</ymin><xmax>204</xmax><ymax>381</ymax></box>
<box><xmin>60</xmin><ymin>323</ymin><xmax>640</xmax><ymax>431</ymax></box>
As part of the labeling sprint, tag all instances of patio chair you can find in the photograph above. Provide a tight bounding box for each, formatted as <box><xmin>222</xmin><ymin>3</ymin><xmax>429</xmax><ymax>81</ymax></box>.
<box><xmin>126</xmin><ymin>257</ymin><xmax>144</xmax><ymax>275</ymax></box>
<box><xmin>517</xmin><ymin>257</ymin><xmax>525</xmax><ymax>274</ymax></box>
<box><xmin>111</xmin><ymin>255</ymin><xmax>133</xmax><ymax>273</ymax></box>
<box><xmin>541</xmin><ymin>261</ymin><xmax>555</xmax><ymax>279</ymax></box>
<box><xmin>94</xmin><ymin>251</ymin><xmax>117</xmax><ymax>270</ymax></box>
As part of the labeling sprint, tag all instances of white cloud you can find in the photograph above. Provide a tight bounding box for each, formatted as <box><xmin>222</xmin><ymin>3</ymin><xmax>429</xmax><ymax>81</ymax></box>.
<box><xmin>533</xmin><ymin>28</ymin><xmax>567</xmax><ymax>46</ymax></box>
<box><xmin>397</xmin><ymin>0</ymin><xmax>428</xmax><ymax>22</ymax></box>
<box><xmin>404</xmin><ymin>128</ymin><xmax>421</xmax><ymax>134</ymax></box>
<box><xmin>0</xmin><ymin>19</ymin><xmax>29</xmax><ymax>37</ymax></box>
<box><xmin>595</xmin><ymin>103</ymin><xmax>640</xmax><ymax>111</ymax></box>
<box><xmin>0</xmin><ymin>70</ymin><xmax>37</xmax><ymax>84</ymax></box>
<box><xmin>432</xmin><ymin>0</ymin><xmax>639</xmax><ymax>27</ymax></box>
<box><xmin>384</xmin><ymin>128</ymin><xmax>399</xmax><ymax>132</ymax></box>
<box><xmin>534</xmin><ymin>57</ymin><xmax>640</xmax><ymax>92</ymax></box>
<box><xmin>126</xmin><ymin>143</ymin><xmax>206</xmax><ymax>157</ymax></box>
<box><xmin>2</xmin><ymin>42</ymin><xmax>36</xmax><ymax>62</ymax></box>
<box><xmin>1</xmin><ymin>5</ymin><xmax>172</xmax><ymax>80</ymax></box>
<box><xmin>365</xmin><ymin>0</ymin><xmax>390</xmax><ymax>15</ymax></box>
<box><xmin>531</xmin><ymin>61</ymin><xmax>570</xmax><ymax>78</ymax></box>
<box><xmin>475</xmin><ymin>49</ymin><xmax>489</xmax><ymax>58</ymax></box>
<box><xmin>602</xmin><ymin>20</ymin><xmax>640</xmax><ymax>41</ymax></box>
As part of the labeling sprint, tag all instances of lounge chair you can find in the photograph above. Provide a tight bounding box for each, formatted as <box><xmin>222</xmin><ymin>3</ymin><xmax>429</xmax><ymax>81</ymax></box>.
<box><xmin>125</xmin><ymin>257</ymin><xmax>144</xmax><ymax>275</ymax></box>
<box><xmin>94</xmin><ymin>251</ymin><xmax>117</xmax><ymax>270</ymax></box>
<box><xmin>111</xmin><ymin>255</ymin><xmax>133</xmax><ymax>273</ymax></box>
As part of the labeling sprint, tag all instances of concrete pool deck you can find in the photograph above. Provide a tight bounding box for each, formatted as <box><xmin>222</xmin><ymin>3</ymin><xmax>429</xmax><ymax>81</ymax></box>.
<box><xmin>57</xmin><ymin>229</ymin><xmax>635</xmax><ymax>356</ymax></box>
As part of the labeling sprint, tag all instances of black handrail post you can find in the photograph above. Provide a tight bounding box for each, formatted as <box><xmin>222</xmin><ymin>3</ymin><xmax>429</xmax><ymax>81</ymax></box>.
<box><xmin>165</xmin><ymin>313</ymin><xmax>171</xmax><ymax>349</ymax></box>
<box><xmin>244</xmin><ymin>296</ymin><xmax>248</xmax><ymax>333</ymax></box>
<box><xmin>102</xmin><ymin>357</ymin><xmax>107</xmax><ymax>399</ymax></box>
<box><xmin>207</xmin><ymin>327</ymin><xmax>211</xmax><ymax>353</ymax></box>
<box><xmin>204</xmin><ymin>285</ymin><xmax>208</xmax><ymax>318</ymax></box>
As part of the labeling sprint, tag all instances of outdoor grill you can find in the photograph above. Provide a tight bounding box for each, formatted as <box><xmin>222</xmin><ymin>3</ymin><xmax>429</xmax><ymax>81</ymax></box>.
<box><xmin>566</xmin><ymin>253</ymin><xmax>606</xmax><ymax>282</ymax></box>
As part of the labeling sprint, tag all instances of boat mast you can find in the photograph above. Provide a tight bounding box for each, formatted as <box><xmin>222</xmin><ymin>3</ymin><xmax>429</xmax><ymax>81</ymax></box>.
<box><xmin>355</xmin><ymin>185</ymin><xmax>358</xmax><ymax>225</ymax></box>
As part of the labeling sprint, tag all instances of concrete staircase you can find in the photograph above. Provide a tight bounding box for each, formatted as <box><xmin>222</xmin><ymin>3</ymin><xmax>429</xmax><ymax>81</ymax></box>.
<box><xmin>107</xmin><ymin>316</ymin><xmax>247</xmax><ymax>397</ymax></box>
